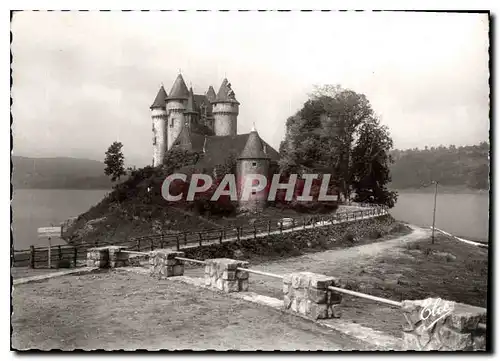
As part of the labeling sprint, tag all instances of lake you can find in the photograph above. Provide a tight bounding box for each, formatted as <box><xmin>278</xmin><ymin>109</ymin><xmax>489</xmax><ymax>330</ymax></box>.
<box><xmin>390</xmin><ymin>191</ymin><xmax>490</xmax><ymax>242</ymax></box>
<box><xmin>11</xmin><ymin>189</ymin><xmax>490</xmax><ymax>250</ymax></box>
<box><xmin>12</xmin><ymin>189</ymin><xmax>109</xmax><ymax>250</ymax></box>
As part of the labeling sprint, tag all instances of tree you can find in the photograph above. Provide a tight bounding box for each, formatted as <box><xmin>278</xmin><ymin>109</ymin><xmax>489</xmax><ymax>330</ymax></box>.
<box><xmin>279</xmin><ymin>84</ymin><xmax>392</xmax><ymax>205</ymax></box>
<box><xmin>350</xmin><ymin>118</ymin><xmax>398</xmax><ymax>207</ymax></box>
<box><xmin>104</xmin><ymin>141</ymin><xmax>126</xmax><ymax>182</ymax></box>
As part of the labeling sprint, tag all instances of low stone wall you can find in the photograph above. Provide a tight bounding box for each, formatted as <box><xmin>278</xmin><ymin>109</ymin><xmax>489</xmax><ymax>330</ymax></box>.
<box><xmin>283</xmin><ymin>272</ymin><xmax>342</xmax><ymax>320</ymax></box>
<box><xmin>183</xmin><ymin>215</ymin><xmax>396</xmax><ymax>261</ymax></box>
<box><xmin>149</xmin><ymin>250</ymin><xmax>185</xmax><ymax>279</ymax></box>
<box><xmin>401</xmin><ymin>298</ymin><xmax>486</xmax><ymax>351</ymax></box>
<box><xmin>86</xmin><ymin>246</ymin><xmax>129</xmax><ymax>268</ymax></box>
<box><xmin>204</xmin><ymin>258</ymin><xmax>249</xmax><ymax>293</ymax></box>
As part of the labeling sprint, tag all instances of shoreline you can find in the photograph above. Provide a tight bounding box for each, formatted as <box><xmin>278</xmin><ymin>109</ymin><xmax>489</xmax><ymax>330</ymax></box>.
<box><xmin>392</xmin><ymin>187</ymin><xmax>488</xmax><ymax>195</ymax></box>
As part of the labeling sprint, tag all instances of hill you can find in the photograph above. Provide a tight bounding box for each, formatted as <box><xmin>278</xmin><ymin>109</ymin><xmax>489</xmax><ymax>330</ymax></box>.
<box><xmin>12</xmin><ymin>156</ymin><xmax>113</xmax><ymax>189</ymax></box>
<box><xmin>389</xmin><ymin>142</ymin><xmax>489</xmax><ymax>190</ymax></box>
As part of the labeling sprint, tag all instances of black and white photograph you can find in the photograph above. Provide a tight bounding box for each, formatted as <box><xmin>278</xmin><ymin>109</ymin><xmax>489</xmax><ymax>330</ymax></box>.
<box><xmin>9</xmin><ymin>9</ymin><xmax>491</xmax><ymax>352</ymax></box>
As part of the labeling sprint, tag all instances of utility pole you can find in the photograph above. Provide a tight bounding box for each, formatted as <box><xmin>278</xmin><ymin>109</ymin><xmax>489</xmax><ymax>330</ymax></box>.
<box><xmin>431</xmin><ymin>181</ymin><xmax>438</xmax><ymax>244</ymax></box>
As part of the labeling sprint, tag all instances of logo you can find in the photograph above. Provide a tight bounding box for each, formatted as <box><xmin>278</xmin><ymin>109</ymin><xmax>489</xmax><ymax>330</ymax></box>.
<box><xmin>160</xmin><ymin>173</ymin><xmax>339</xmax><ymax>202</ymax></box>
<box><xmin>420</xmin><ymin>298</ymin><xmax>455</xmax><ymax>330</ymax></box>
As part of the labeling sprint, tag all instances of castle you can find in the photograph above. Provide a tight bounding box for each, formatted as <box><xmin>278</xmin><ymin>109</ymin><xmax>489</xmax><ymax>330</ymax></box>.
<box><xmin>150</xmin><ymin>74</ymin><xmax>280</xmax><ymax>211</ymax></box>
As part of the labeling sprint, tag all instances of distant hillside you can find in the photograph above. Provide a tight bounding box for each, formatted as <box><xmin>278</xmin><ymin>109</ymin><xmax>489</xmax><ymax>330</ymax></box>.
<box><xmin>12</xmin><ymin>156</ymin><xmax>113</xmax><ymax>189</ymax></box>
<box><xmin>390</xmin><ymin>142</ymin><xmax>489</xmax><ymax>190</ymax></box>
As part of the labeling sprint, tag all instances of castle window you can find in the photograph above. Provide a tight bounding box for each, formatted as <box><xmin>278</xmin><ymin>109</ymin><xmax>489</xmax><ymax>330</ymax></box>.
<box><xmin>252</xmin><ymin>161</ymin><xmax>257</xmax><ymax>167</ymax></box>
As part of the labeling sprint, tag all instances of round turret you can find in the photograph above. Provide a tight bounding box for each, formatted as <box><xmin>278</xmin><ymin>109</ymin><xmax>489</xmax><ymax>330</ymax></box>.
<box><xmin>151</xmin><ymin>85</ymin><xmax>168</xmax><ymax>166</ymax></box>
<box><xmin>166</xmin><ymin>74</ymin><xmax>190</xmax><ymax>151</ymax></box>
<box><xmin>237</xmin><ymin>126</ymin><xmax>270</xmax><ymax>212</ymax></box>
<box><xmin>211</xmin><ymin>78</ymin><xmax>239</xmax><ymax>136</ymax></box>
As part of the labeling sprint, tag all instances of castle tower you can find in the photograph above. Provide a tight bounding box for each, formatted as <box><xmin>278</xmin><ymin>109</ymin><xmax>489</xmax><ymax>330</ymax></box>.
<box><xmin>166</xmin><ymin>74</ymin><xmax>190</xmax><ymax>150</ymax></box>
<box><xmin>150</xmin><ymin>85</ymin><xmax>168</xmax><ymax>166</ymax></box>
<box><xmin>237</xmin><ymin>125</ymin><xmax>270</xmax><ymax>212</ymax></box>
<box><xmin>211</xmin><ymin>78</ymin><xmax>239</xmax><ymax>136</ymax></box>
<box><xmin>184</xmin><ymin>87</ymin><xmax>198</xmax><ymax>129</ymax></box>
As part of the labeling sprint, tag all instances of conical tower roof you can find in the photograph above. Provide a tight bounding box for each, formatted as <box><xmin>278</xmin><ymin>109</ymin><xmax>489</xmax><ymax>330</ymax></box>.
<box><xmin>150</xmin><ymin>85</ymin><xmax>167</xmax><ymax>109</ymax></box>
<box><xmin>185</xmin><ymin>87</ymin><xmax>197</xmax><ymax>114</ymax></box>
<box><xmin>238</xmin><ymin>127</ymin><xmax>270</xmax><ymax>160</ymax></box>
<box><xmin>206</xmin><ymin>86</ymin><xmax>216</xmax><ymax>102</ymax></box>
<box><xmin>213</xmin><ymin>78</ymin><xmax>240</xmax><ymax>104</ymax></box>
<box><xmin>167</xmin><ymin>74</ymin><xmax>190</xmax><ymax>100</ymax></box>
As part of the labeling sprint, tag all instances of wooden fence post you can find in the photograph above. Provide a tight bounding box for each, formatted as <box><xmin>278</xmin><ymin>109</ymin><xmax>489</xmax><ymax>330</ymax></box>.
<box><xmin>176</xmin><ymin>235</ymin><xmax>180</xmax><ymax>251</ymax></box>
<box><xmin>94</xmin><ymin>239</ymin><xmax>99</xmax><ymax>248</ymax></box>
<box><xmin>236</xmin><ymin>227</ymin><xmax>240</xmax><ymax>241</ymax></box>
<box><xmin>58</xmin><ymin>245</ymin><xmax>62</xmax><ymax>264</ymax></box>
<box><xmin>268</xmin><ymin>220</ymin><xmax>271</xmax><ymax>235</ymax></box>
<box><xmin>160</xmin><ymin>235</ymin><xmax>164</xmax><ymax>249</ymax></box>
<box><xmin>184</xmin><ymin>232</ymin><xmax>187</xmax><ymax>246</ymax></box>
<box><xmin>279</xmin><ymin>221</ymin><xmax>283</xmax><ymax>234</ymax></box>
<box><xmin>219</xmin><ymin>231</ymin><xmax>223</xmax><ymax>244</ymax></box>
<box><xmin>73</xmin><ymin>247</ymin><xmax>77</xmax><ymax>268</ymax></box>
<box><xmin>303</xmin><ymin>218</ymin><xmax>306</xmax><ymax>230</ymax></box>
<box><xmin>253</xmin><ymin>224</ymin><xmax>257</xmax><ymax>239</ymax></box>
<box><xmin>29</xmin><ymin>245</ymin><xmax>35</xmax><ymax>269</ymax></box>
<box><xmin>150</xmin><ymin>238</ymin><xmax>155</xmax><ymax>251</ymax></box>
<box><xmin>136</xmin><ymin>239</ymin><xmax>141</xmax><ymax>252</ymax></box>
<box><xmin>198</xmin><ymin>232</ymin><xmax>203</xmax><ymax>247</ymax></box>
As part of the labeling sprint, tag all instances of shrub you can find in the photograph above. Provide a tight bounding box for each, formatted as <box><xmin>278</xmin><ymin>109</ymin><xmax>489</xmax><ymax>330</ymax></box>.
<box><xmin>343</xmin><ymin>233</ymin><xmax>356</xmax><ymax>245</ymax></box>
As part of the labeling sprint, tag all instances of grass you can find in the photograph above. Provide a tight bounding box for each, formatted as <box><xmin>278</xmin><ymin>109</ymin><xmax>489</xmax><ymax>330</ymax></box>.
<box><xmin>11</xmin><ymin>271</ymin><xmax>368</xmax><ymax>351</ymax></box>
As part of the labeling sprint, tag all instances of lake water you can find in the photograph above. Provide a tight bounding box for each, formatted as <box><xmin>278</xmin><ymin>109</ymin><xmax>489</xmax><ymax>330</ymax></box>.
<box><xmin>11</xmin><ymin>189</ymin><xmax>490</xmax><ymax>250</ymax></box>
<box><xmin>390</xmin><ymin>191</ymin><xmax>490</xmax><ymax>242</ymax></box>
<box><xmin>12</xmin><ymin>189</ymin><xmax>109</xmax><ymax>250</ymax></box>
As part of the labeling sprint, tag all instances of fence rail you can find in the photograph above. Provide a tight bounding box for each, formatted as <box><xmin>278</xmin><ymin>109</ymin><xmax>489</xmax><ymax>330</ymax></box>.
<box><xmin>13</xmin><ymin>204</ymin><xmax>389</xmax><ymax>269</ymax></box>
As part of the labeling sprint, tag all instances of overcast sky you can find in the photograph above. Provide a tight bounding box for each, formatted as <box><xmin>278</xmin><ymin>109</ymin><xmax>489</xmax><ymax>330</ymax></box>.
<box><xmin>11</xmin><ymin>11</ymin><xmax>489</xmax><ymax>166</ymax></box>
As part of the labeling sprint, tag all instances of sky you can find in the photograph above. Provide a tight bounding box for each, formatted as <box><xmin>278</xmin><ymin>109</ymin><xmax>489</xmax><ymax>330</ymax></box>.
<box><xmin>11</xmin><ymin>11</ymin><xmax>490</xmax><ymax>167</ymax></box>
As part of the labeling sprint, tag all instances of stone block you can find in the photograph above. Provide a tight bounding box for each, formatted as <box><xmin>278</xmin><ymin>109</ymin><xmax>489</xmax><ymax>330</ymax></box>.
<box><xmin>308</xmin><ymin>288</ymin><xmax>327</xmax><ymax>304</ymax></box>
<box><xmin>309</xmin><ymin>303</ymin><xmax>329</xmax><ymax>320</ymax></box>
<box><xmin>446</xmin><ymin>303</ymin><xmax>486</xmax><ymax>332</ymax></box>
<box><xmin>283</xmin><ymin>274</ymin><xmax>292</xmax><ymax>285</ymax></box>
<box><xmin>283</xmin><ymin>283</ymin><xmax>289</xmax><ymax>294</ymax></box>
<box><xmin>283</xmin><ymin>295</ymin><xmax>292</xmax><ymax>309</ymax></box>
<box><xmin>239</xmin><ymin>279</ymin><xmax>249</xmax><ymax>292</ymax></box>
<box><xmin>173</xmin><ymin>264</ymin><xmax>184</xmax><ymax>276</ymax></box>
<box><xmin>473</xmin><ymin>335</ymin><xmax>486</xmax><ymax>351</ymax></box>
<box><xmin>224</xmin><ymin>280</ymin><xmax>240</xmax><ymax>293</ymax></box>
<box><xmin>438</xmin><ymin>326</ymin><xmax>473</xmax><ymax>351</ymax></box>
<box><xmin>328</xmin><ymin>304</ymin><xmax>342</xmax><ymax>318</ymax></box>
<box><xmin>222</xmin><ymin>270</ymin><xmax>237</xmax><ymax>280</ymax></box>
<box><xmin>236</xmin><ymin>270</ymin><xmax>249</xmax><ymax>280</ymax></box>
<box><xmin>401</xmin><ymin>298</ymin><xmax>484</xmax><ymax>351</ymax></box>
